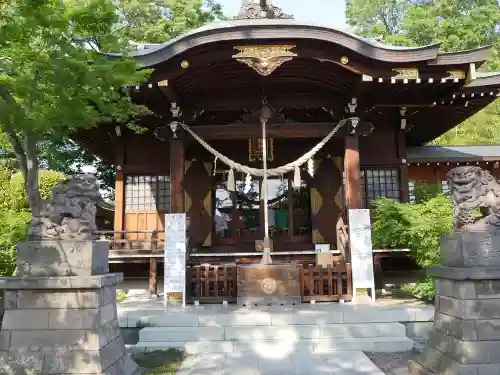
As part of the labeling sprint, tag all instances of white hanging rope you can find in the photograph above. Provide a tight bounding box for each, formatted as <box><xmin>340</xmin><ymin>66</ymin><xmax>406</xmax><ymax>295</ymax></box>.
<box><xmin>178</xmin><ymin>118</ymin><xmax>351</xmax><ymax>177</ymax></box>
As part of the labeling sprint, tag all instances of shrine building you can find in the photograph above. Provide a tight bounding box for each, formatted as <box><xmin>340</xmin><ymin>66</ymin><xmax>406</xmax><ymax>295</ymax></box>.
<box><xmin>74</xmin><ymin>2</ymin><xmax>500</xmax><ymax>300</ymax></box>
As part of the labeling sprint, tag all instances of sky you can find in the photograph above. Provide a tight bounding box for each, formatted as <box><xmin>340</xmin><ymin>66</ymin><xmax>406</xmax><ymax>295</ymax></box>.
<box><xmin>219</xmin><ymin>0</ymin><xmax>347</xmax><ymax>28</ymax></box>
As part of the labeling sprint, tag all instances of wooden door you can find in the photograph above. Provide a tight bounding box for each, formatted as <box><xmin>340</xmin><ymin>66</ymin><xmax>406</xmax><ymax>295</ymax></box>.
<box><xmin>309</xmin><ymin>157</ymin><xmax>344</xmax><ymax>248</ymax></box>
<box><xmin>184</xmin><ymin>161</ymin><xmax>213</xmax><ymax>248</ymax></box>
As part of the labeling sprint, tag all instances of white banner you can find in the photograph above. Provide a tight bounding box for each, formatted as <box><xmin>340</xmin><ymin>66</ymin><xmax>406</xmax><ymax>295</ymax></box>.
<box><xmin>348</xmin><ymin>209</ymin><xmax>376</xmax><ymax>301</ymax></box>
<box><xmin>164</xmin><ymin>213</ymin><xmax>187</xmax><ymax>307</ymax></box>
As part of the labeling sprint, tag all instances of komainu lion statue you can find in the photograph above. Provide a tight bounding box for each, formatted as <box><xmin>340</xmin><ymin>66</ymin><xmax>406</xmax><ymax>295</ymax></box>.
<box><xmin>28</xmin><ymin>174</ymin><xmax>100</xmax><ymax>240</ymax></box>
<box><xmin>448</xmin><ymin>166</ymin><xmax>500</xmax><ymax>231</ymax></box>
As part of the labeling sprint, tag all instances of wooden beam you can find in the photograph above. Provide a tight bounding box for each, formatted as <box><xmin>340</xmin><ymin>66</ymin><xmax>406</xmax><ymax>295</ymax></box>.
<box><xmin>170</xmin><ymin>136</ymin><xmax>185</xmax><ymax>213</ymax></box>
<box><xmin>344</xmin><ymin>135</ymin><xmax>362</xmax><ymax>210</ymax></box>
<box><xmin>189</xmin><ymin>123</ymin><xmax>343</xmax><ymax>140</ymax></box>
<box><xmin>156</xmin><ymin>79</ymin><xmax>178</xmax><ymax>102</ymax></box>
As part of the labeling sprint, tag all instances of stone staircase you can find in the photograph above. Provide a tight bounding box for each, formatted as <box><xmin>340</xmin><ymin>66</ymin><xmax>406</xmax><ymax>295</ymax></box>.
<box><xmin>122</xmin><ymin>303</ymin><xmax>425</xmax><ymax>355</ymax></box>
<box><xmin>134</xmin><ymin>322</ymin><xmax>413</xmax><ymax>354</ymax></box>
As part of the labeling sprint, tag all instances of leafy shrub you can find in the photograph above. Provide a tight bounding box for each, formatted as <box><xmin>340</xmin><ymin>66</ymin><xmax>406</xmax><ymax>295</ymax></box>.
<box><xmin>414</xmin><ymin>182</ymin><xmax>444</xmax><ymax>203</ymax></box>
<box><xmin>371</xmin><ymin>195</ymin><xmax>453</xmax><ymax>300</ymax></box>
<box><xmin>0</xmin><ymin>210</ymin><xmax>31</xmax><ymax>276</ymax></box>
<box><xmin>0</xmin><ymin>169</ymin><xmax>64</xmax><ymax>275</ymax></box>
<box><xmin>9</xmin><ymin>170</ymin><xmax>64</xmax><ymax>210</ymax></box>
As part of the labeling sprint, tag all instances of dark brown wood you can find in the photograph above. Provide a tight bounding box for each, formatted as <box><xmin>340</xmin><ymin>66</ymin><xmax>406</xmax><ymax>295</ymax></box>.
<box><xmin>300</xmin><ymin>263</ymin><xmax>353</xmax><ymax>302</ymax></box>
<box><xmin>344</xmin><ymin>135</ymin><xmax>362</xmax><ymax>210</ymax></box>
<box><xmin>190</xmin><ymin>123</ymin><xmax>340</xmax><ymax>140</ymax></box>
<box><xmin>183</xmin><ymin>160</ymin><xmax>213</xmax><ymax>247</ymax></box>
<box><xmin>287</xmin><ymin>177</ymin><xmax>294</xmax><ymax>239</ymax></box>
<box><xmin>237</xmin><ymin>265</ymin><xmax>301</xmax><ymax>305</ymax></box>
<box><xmin>149</xmin><ymin>231</ymin><xmax>158</xmax><ymax>296</ymax></box>
<box><xmin>170</xmin><ymin>137</ymin><xmax>185</xmax><ymax>213</ymax></box>
<box><xmin>309</xmin><ymin>157</ymin><xmax>344</xmax><ymax>247</ymax></box>
<box><xmin>186</xmin><ymin>265</ymin><xmax>237</xmax><ymax>303</ymax></box>
<box><xmin>397</xmin><ymin>130</ymin><xmax>410</xmax><ymax>202</ymax></box>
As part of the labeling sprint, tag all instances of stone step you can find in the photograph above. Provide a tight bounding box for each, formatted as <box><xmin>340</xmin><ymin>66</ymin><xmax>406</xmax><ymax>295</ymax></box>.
<box><xmin>138</xmin><ymin>323</ymin><xmax>407</xmax><ymax>343</ymax></box>
<box><xmin>133</xmin><ymin>336</ymin><xmax>414</xmax><ymax>355</ymax></box>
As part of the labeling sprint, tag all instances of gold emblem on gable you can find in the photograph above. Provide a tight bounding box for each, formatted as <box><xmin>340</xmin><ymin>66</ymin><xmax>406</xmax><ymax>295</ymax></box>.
<box><xmin>233</xmin><ymin>45</ymin><xmax>297</xmax><ymax>76</ymax></box>
<box><xmin>392</xmin><ymin>68</ymin><xmax>419</xmax><ymax>80</ymax></box>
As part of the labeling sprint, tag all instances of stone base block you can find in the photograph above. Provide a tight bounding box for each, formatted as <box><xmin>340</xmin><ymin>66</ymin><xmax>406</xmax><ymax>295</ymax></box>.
<box><xmin>409</xmin><ymin>347</ymin><xmax>500</xmax><ymax>375</ymax></box>
<box><xmin>0</xmin><ymin>274</ymin><xmax>140</xmax><ymax>375</ymax></box>
<box><xmin>441</xmin><ymin>232</ymin><xmax>500</xmax><ymax>268</ymax></box>
<box><xmin>16</xmin><ymin>240</ymin><xmax>109</xmax><ymax>277</ymax></box>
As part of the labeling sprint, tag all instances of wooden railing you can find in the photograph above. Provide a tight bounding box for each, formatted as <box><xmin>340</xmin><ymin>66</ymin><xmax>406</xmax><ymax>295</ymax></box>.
<box><xmin>300</xmin><ymin>264</ymin><xmax>352</xmax><ymax>302</ymax></box>
<box><xmin>184</xmin><ymin>264</ymin><xmax>353</xmax><ymax>304</ymax></box>
<box><xmin>98</xmin><ymin>230</ymin><xmax>162</xmax><ymax>296</ymax></box>
<box><xmin>97</xmin><ymin>230</ymin><xmax>164</xmax><ymax>250</ymax></box>
<box><xmin>186</xmin><ymin>265</ymin><xmax>238</xmax><ymax>303</ymax></box>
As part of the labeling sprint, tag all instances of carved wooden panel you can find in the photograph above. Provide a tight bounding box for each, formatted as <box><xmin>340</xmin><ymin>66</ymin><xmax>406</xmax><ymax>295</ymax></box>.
<box><xmin>184</xmin><ymin>161</ymin><xmax>213</xmax><ymax>248</ymax></box>
<box><xmin>309</xmin><ymin>157</ymin><xmax>344</xmax><ymax>247</ymax></box>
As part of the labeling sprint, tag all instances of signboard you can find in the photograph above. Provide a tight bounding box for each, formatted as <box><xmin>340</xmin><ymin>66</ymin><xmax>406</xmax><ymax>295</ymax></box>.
<box><xmin>315</xmin><ymin>244</ymin><xmax>330</xmax><ymax>253</ymax></box>
<box><xmin>164</xmin><ymin>213</ymin><xmax>187</xmax><ymax>307</ymax></box>
<box><xmin>348</xmin><ymin>209</ymin><xmax>376</xmax><ymax>302</ymax></box>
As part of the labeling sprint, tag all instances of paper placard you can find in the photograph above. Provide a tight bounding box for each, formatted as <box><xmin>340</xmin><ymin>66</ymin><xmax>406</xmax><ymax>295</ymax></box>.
<box><xmin>164</xmin><ymin>213</ymin><xmax>187</xmax><ymax>307</ymax></box>
<box><xmin>315</xmin><ymin>244</ymin><xmax>330</xmax><ymax>253</ymax></box>
<box><xmin>348</xmin><ymin>209</ymin><xmax>376</xmax><ymax>302</ymax></box>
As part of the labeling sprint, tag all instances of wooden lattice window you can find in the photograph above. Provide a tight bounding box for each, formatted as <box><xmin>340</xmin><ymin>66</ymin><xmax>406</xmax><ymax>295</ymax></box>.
<box><xmin>361</xmin><ymin>169</ymin><xmax>400</xmax><ymax>208</ymax></box>
<box><xmin>125</xmin><ymin>175</ymin><xmax>170</xmax><ymax>212</ymax></box>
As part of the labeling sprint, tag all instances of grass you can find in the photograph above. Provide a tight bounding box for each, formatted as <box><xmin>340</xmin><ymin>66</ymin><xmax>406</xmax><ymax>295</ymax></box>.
<box><xmin>133</xmin><ymin>349</ymin><xmax>186</xmax><ymax>375</ymax></box>
<box><xmin>116</xmin><ymin>289</ymin><xmax>128</xmax><ymax>303</ymax></box>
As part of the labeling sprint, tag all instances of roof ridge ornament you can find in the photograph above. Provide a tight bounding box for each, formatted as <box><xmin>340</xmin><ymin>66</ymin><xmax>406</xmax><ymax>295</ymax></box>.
<box><xmin>234</xmin><ymin>0</ymin><xmax>294</xmax><ymax>20</ymax></box>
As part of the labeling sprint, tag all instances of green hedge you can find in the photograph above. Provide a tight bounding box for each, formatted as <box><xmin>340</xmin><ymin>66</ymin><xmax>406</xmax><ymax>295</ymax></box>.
<box><xmin>371</xmin><ymin>195</ymin><xmax>453</xmax><ymax>300</ymax></box>
<box><xmin>0</xmin><ymin>168</ymin><xmax>64</xmax><ymax>276</ymax></box>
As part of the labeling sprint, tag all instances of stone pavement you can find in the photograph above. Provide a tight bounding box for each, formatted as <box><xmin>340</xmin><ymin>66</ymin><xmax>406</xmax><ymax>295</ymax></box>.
<box><xmin>175</xmin><ymin>351</ymin><xmax>386</xmax><ymax>375</ymax></box>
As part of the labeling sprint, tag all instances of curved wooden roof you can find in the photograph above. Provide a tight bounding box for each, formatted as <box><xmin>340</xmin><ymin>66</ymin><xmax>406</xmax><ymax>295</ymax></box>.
<box><xmin>80</xmin><ymin>19</ymin><xmax>500</xmax><ymax>163</ymax></box>
<box><xmin>107</xmin><ymin>20</ymin><xmax>492</xmax><ymax>67</ymax></box>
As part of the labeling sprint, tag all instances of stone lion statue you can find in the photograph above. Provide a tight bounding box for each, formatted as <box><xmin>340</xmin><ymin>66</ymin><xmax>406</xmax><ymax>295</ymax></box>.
<box><xmin>28</xmin><ymin>174</ymin><xmax>100</xmax><ymax>240</ymax></box>
<box><xmin>447</xmin><ymin>166</ymin><xmax>500</xmax><ymax>231</ymax></box>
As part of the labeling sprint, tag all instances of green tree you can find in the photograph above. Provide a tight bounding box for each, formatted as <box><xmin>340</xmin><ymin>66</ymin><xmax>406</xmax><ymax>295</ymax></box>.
<box><xmin>346</xmin><ymin>0</ymin><xmax>500</xmax><ymax>145</ymax></box>
<box><xmin>114</xmin><ymin>0</ymin><xmax>225</xmax><ymax>45</ymax></box>
<box><xmin>345</xmin><ymin>0</ymin><xmax>411</xmax><ymax>45</ymax></box>
<box><xmin>0</xmin><ymin>0</ymin><xmax>149</xmax><ymax>214</ymax></box>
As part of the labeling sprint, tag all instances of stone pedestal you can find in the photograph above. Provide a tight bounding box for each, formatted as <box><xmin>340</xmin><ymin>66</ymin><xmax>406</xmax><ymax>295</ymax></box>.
<box><xmin>409</xmin><ymin>231</ymin><xmax>500</xmax><ymax>375</ymax></box>
<box><xmin>0</xmin><ymin>241</ymin><xmax>140</xmax><ymax>375</ymax></box>
<box><xmin>237</xmin><ymin>264</ymin><xmax>301</xmax><ymax>306</ymax></box>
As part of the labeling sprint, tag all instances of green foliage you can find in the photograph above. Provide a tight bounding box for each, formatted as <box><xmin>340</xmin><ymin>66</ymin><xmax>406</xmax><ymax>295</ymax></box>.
<box><xmin>114</xmin><ymin>0</ymin><xmax>225</xmax><ymax>45</ymax></box>
<box><xmin>0</xmin><ymin>0</ymin><xmax>150</xmax><ymax>212</ymax></box>
<box><xmin>436</xmin><ymin>100</ymin><xmax>500</xmax><ymax>146</ymax></box>
<box><xmin>0</xmin><ymin>210</ymin><xmax>31</xmax><ymax>276</ymax></box>
<box><xmin>9</xmin><ymin>170</ymin><xmax>64</xmax><ymax>211</ymax></box>
<box><xmin>346</xmin><ymin>0</ymin><xmax>500</xmax><ymax>146</ymax></box>
<box><xmin>0</xmin><ymin>167</ymin><xmax>62</xmax><ymax>275</ymax></box>
<box><xmin>371</xmin><ymin>195</ymin><xmax>454</xmax><ymax>299</ymax></box>
<box><xmin>133</xmin><ymin>349</ymin><xmax>185</xmax><ymax>375</ymax></box>
<box><xmin>414</xmin><ymin>181</ymin><xmax>443</xmax><ymax>203</ymax></box>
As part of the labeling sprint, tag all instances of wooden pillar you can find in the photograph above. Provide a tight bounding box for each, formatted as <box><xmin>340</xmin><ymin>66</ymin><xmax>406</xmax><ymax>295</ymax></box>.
<box><xmin>397</xmin><ymin>131</ymin><xmax>410</xmax><ymax>202</ymax></box>
<box><xmin>344</xmin><ymin>135</ymin><xmax>362</xmax><ymax>210</ymax></box>
<box><xmin>170</xmin><ymin>137</ymin><xmax>185</xmax><ymax>213</ymax></box>
<box><xmin>113</xmin><ymin>170</ymin><xmax>125</xmax><ymax>236</ymax></box>
<box><xmin>114</xmin><ymin>137</ymin><xmax>125</xmax><ymax>238</ymax></box>
<box><xmin>149</xmin><ymin>230</ymin><xmax>158</xmax><ymax>296</ymax></box>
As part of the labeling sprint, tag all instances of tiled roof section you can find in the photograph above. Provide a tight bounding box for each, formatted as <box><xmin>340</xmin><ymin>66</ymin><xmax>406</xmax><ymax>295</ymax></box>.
<box><xmin>407</xmin><ymin>145</ymin><xmax>500</xmax><ymax>162</ymax></box>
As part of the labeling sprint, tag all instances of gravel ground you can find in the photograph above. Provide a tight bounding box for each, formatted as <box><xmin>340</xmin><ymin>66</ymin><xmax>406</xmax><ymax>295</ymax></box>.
<box><xmin>364</xmin><ymin>350</ymin><xmax>419</xmax><ymax>375</ymax></box>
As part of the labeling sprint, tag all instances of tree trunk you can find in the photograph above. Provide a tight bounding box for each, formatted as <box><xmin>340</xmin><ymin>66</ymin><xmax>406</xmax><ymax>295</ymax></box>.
<box><xmin>0</xmin><ymin>90</ymin><xmax>43</xmax><ymax>215</ymax></box>
<box><xmin>4</xmin><ymin>128</ymin><xmax>42</xmax><ymax>216</ymax></box>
